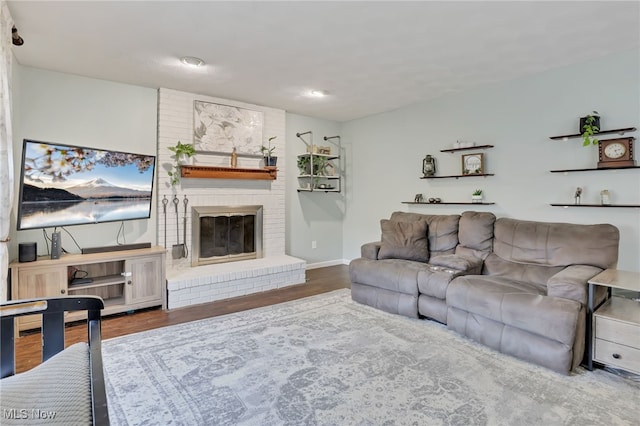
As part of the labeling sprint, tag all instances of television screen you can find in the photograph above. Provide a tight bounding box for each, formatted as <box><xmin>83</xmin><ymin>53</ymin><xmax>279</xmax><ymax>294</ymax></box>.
<box><xmin>17</xmin><ymin>139</ymin><xmax>156</xmax><ymax>230</ymax></box>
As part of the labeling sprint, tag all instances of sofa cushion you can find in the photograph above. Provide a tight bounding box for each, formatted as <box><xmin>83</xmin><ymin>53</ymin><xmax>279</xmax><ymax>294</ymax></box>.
<box><xmin>349</xmin><ymin>257</ymin><xmax>431</xmax><ymax>296</ymax></box>
<box><xmin>447</xmin><ymin>275</ymin><xmax>581</xmax><ymax>345</ymax></box>
<box><xmin>457</xmin><ymin>211</ymin><xmax>495</xmax><ymax>259</ymax></box>
<box><xmin>351</xmin><ymin>282</ymin><xmax>419</xmax><ymax>318</ymax></box>
<box><xmin>429</xmin><ymin>254</ymin><xmax>483</xmax><ymax>273</ymax></box>
<box><xmin>390</xmin><ymin>212</ymin><xmax>460</xmax><ymax>256</ymax></box>
<box><xmin>378</xmin><ymin>219</ymin><xmax>429</xmax><ymax>262</ymax></box>
<box><xmin>493</xmin><ymin>218</ymin><xmax>619</xmax><ymax>269</ymax></box>
<box><xmin>483</xmin><ymin>253</ymin><xmax>565</xmax><ymax>287</ymax></box>
<box><xmin>417</xmin><ymin>267</ymin><xmax>461</xmax><ymax>300</ymax></box>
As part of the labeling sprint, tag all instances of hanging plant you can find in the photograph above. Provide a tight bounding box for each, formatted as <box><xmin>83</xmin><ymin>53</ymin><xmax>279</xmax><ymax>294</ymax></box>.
<box><xmin>168</xmin><ymin>141</ymin><xmax>195</xmax><ymax>186</ymax></box>
<box><xmin>580</xmin><ymin>111</ymin><xmax>600</xmax><ymax>146</ymax></box>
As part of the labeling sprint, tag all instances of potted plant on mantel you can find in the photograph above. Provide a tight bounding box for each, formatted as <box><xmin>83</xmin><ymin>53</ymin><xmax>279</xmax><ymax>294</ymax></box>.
<box><xmin>168</xmin><ymin>141</ymin><xmax>196</xmax><ymax>186</ymax></box>
<box><xmin>581</xmin><ymin>110</ymin><xmax>600</xmax><ymax>146</ymax></box>
<box><xmin>261</xmin><ymin>136</ymin><xmax>278</xmax><ymax>167</ymax></box>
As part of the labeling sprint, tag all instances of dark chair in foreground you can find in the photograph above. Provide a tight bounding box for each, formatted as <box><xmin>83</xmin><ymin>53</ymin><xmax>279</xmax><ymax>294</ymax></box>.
<box><xmin>0</xmin><ymin>296</ymin><xmax>109</xmax><ymax>425</ymax></box>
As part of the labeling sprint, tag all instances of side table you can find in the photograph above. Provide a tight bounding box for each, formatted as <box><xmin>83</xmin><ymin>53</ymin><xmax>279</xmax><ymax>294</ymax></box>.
<box><xmin>586</xmin><ymin>269</ymin><xmax>640</xmax><ymax>373</ymax></box>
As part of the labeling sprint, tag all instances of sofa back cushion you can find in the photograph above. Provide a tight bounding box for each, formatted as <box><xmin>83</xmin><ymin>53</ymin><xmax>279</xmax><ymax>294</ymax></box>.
<box><xmin>378</xmin><ymin>219</ymin><xmax>429</xmax><ymax>262</ymax></box>
<box><xmin>455</xmin><ymin>211</ymin><xmax>496</xmax><ymax>260</ymax></box>
<box><xmin>492</xmin><ymin>218</ymin><xmax>619</xmax><ymax>269</ymax></box>
<box><xmin>389</xmin><ymin>212</ymin><xmax>460</xmax><ymax>257</ymax></box>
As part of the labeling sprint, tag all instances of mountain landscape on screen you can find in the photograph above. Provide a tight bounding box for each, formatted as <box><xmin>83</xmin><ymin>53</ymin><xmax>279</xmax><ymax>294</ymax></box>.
<box><xmin>17</xmin><ymin>140</ymin><xmax>156</xmax><ymax>230</ymax></box>
<box><xmin>22</xmin><ymin>178</ymin><xmax>150</xmax><ymax>202</ymax></box>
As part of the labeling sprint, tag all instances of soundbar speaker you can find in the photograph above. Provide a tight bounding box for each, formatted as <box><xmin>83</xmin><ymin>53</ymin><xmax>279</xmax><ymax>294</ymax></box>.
<box><xmin>18</xmin><ymin>242</ymin><xmax>37</xmax><ymax>262</ymax></box>
<box><xmin>50</xmin><ymin>231</ymin><xmax>62</xmax><ymax>259</ymax></box>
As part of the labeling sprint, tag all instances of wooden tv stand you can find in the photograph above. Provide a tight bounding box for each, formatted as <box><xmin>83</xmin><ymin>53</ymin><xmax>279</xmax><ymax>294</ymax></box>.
<box><xmin>9</xmin><ymin>246</ymin><xmax>166</xmax><ymax>333</ymax></box>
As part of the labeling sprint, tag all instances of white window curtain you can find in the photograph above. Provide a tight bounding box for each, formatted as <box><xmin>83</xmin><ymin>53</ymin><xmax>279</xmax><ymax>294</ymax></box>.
<box><xmin>0</xmin><ymin>1</ymin><xmax>15</xmax><ymax>302</ymax></box>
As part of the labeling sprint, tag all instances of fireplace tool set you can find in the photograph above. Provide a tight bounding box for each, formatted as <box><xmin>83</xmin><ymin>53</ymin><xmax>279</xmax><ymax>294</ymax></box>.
<box><xmin>169</xmin><ymin>195</ymin><xmax>189</xmax><ymax>259</ymax></box>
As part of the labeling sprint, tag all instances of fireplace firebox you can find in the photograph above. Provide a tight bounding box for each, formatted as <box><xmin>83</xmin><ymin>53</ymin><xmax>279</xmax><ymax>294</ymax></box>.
<box><xmin>192</xmin><ymin>205</ymin><xmax>263</xmax><ymax>267</ymax></box>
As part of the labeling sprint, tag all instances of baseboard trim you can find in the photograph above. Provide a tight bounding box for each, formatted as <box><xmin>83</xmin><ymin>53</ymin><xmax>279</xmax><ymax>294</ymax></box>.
<box><xmin>306</xmin><ymin>259</ymin><xmax>350</xmax><ymax>270</ymax></box>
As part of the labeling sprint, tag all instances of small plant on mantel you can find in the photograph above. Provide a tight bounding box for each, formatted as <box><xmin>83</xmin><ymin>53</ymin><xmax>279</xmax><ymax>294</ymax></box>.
<box><xmin>261</xmin><ymin>136</ymin><xmax>278</xmax><ymax>167</ymax></box>
<box><xmin>168</xmin><ymin>141</ymin><xmax>196</xmax><ymax>186</ymax></box>
<box><xmin>581</xmin><ymin>111</ymin><xmax>600</xmax><ymax>146</ymax></box>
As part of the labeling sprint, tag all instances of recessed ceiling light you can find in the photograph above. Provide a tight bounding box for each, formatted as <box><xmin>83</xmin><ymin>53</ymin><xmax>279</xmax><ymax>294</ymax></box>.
<box><xmin>180</xmin><ymin>56</ymin><xmax>205</xmax><ymax>67</ymax></box>
<box><xmin>309</xmin><ymin>89</ymin><xmax>329</xmax><ymax>98</ymax></box>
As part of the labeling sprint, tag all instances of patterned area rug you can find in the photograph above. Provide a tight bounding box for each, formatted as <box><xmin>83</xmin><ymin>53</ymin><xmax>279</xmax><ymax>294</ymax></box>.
<box><xmin>103</xmin><ymin>289</ymin><xmax>639</xmax><ymax>425</ymax></box>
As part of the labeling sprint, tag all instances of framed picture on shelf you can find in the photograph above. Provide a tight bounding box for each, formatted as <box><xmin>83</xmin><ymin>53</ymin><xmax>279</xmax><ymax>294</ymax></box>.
<box><xmin>462</xmin><ymin>153</ymin><xmax>484</xmax><ymax>175</ymax></box>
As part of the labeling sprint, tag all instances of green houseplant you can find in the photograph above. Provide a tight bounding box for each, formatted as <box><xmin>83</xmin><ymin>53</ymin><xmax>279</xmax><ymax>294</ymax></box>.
<box><xmin>168</xmin><ymin>141</ymin><xmax>196</xmax><ymax>186</ymax></box>
<box><xmin>297</xmin><ymin>155</ymin><xmax>329</xmax><ymax>176</ymax></box>
<box><xmin>581</xmin><ymin>111</ymin><xmax>600</xmax><ymax>146</ymax></box>
<box><xmin>471</xmin><ymin>189</ymin><xmax>483</xmax><ymax>204</ymax></box>
<box><xmin>261</xmin><ymin>136</ymin><xmax>278</xmax><ymax>167</ymax></box>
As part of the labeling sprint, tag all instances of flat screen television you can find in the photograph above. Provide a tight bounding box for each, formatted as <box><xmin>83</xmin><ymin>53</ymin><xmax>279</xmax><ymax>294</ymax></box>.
<box><xmin>17</xmin><ymin>139</ymin><xmax>156</xmax><ymax>230</ymax></box>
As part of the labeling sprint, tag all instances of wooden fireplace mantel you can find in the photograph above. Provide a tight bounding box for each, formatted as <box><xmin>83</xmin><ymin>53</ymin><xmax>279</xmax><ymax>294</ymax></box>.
<box><xmin>181</xmin><ymin>165</ymin><xmax>278</xmax><ymax>181</ymax></box>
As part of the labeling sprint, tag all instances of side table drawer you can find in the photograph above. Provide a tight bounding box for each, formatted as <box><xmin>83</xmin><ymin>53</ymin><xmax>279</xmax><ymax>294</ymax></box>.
<box><xmin>594</xmin><ymin>339</ymin><xmax>640</xmax><ymax>374</ymax></box>
<box><xmin>595</xmin><ymin>316</ymin><xmax>640</xmax><ymax>350</ymax></box>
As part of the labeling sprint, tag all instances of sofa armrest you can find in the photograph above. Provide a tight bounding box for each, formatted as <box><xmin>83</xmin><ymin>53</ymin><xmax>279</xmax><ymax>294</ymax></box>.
<box><xmin>429</xmin><ymin>254</ymin><xmax>483</xmax><ymax>274</ymax></box>
<box><xmin>361</xmin><ymin>242</ymin><xmax>382</xmax><ymax>260</ymax></box>
<box><xmin>546</xmin><ymin>265</ymin><xmax>603</xmax><ymax>305</ymax></box>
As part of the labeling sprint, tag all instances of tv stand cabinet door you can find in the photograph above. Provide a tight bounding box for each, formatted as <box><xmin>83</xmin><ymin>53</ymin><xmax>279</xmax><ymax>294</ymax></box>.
<box><xmin>12</xmin><ymin>265</ymin><xmax>67</xmax><ymax>332</ymax></box>
<box><xmin>125</xmin><ymin>255</ymin><xmax>163</xmax><ymax>307</ymax></box>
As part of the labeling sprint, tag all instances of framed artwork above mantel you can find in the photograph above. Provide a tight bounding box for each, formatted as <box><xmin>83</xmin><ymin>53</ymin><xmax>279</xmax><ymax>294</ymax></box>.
<box><xmin>193</xmin><ymin>101</ymin><xmax>264</xmax><ymax>156</ymax></box>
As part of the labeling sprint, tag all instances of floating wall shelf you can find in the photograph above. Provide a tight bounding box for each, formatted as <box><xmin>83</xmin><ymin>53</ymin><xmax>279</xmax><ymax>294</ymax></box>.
<box><xmin>181</xmin><ymin>165</ymin><xmax>277</xmax><ymax>180</ymax></box>
<box><xmin>550</xmin><ymin>204</ymin><xmax>640</xmax><ymax>208</ymax></box>
<box><xmin>550</xmin><ymin>166</ymin><xmax>640</xmax><ymax>173</ymax></box>
<box><xmin>420</xmin><ymin>174</ymin><xmax>494</xmax><ymax>179</ymax></box>
<box><xmin>549</xmin><ymin>127</ymin><xmax>637</xmax><ymax>141</ymax></box>
<box><xmin>402</xmin><ymin>202</ymin><xmax>495</xmax><ymax>205</ymax></box>
<box><xmin>440</xmin><ymin>144</ymin><xmax>494</xmax><ymax>153</ymax></box>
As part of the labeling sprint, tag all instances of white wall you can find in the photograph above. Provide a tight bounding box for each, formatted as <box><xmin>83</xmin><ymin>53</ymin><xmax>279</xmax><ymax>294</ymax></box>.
<box><xmin>10</xmin><ymin>66</ymin><xmax>158</xmax><ymax>259</ymax></box>
<box><xmin>285</xmin><ymin>113</ymin><xmax>344</xmax><ymax>266</ymax></box>
<box><xmin>341</xmin><ymin>49</ymin><xmax>640</xmax><ymax>272</ymax></box>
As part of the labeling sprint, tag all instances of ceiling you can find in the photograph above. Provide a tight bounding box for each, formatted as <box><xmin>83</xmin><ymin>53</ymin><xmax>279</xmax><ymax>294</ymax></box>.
<box><xmin>7</xmin><ymin>1</ymin><xmax>640</xmax><ymax>122</ymax></box>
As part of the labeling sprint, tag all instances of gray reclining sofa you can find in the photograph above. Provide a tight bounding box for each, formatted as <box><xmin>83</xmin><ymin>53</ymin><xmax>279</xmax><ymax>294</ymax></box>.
<box><xmin>349</xmin><ymin>211</ymin><xmax>619</xmax><ymax>374</ymax></box>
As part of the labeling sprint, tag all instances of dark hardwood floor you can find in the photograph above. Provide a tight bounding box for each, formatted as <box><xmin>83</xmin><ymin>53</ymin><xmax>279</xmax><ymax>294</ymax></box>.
<box><xmin>13</xmin><ymin>264</ymin><xmax>351</xmax><ymax>374</ymax></box>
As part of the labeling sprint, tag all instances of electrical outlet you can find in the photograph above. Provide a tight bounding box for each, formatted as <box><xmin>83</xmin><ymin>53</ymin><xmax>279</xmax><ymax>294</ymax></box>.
<box><xmin>312</xmin><ymin>240</ymin><xmax>317</xmax><ymax>249</ymax></box>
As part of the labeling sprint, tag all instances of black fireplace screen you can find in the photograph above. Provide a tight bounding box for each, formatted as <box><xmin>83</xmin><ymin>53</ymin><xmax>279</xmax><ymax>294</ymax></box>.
<box><xmin>199</xmin><ymin>215</ymin><xmax>255</xmax><ymax>258</ymax></box>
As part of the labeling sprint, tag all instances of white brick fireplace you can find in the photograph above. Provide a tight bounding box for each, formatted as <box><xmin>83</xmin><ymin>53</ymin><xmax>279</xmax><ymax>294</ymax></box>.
<box><xmin>157</xmin><ymin>88</ymin><xmax>305</xmax><ymax>309</ymax></box>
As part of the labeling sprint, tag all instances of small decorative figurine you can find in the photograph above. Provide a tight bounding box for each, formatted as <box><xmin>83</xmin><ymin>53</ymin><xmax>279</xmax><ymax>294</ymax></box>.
<box><xmin>414</xmin><ymin>193</ymin><xmax>424</xmax><ymax>203</ymax></box>
<box><xmin>574</xmin><ymin>187</ymin><xmax>582</xmax><ymax>205</ymax></box>
<box><xmin>423</xmin><ymin>155</ymin><xmax>436</xmax><ymax>177</ymax></box>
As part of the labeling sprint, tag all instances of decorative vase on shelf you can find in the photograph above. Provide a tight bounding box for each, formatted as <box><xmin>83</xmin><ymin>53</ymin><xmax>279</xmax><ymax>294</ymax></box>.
<box><xmin>230</xmin><ymin>148</ymin><xmax>238</xmax><ymax>168</ymax></box>
<box><xmin>264</xmin><ymin>156</ymin><xmax>277</xmax><ymax>167</ymax></box>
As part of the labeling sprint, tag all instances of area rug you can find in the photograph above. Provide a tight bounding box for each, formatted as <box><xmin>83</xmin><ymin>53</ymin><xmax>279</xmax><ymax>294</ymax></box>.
<box><xmin>103</xmin><ymin>289</ymin><xmax>639</xmax><ymax>425</ymax></box>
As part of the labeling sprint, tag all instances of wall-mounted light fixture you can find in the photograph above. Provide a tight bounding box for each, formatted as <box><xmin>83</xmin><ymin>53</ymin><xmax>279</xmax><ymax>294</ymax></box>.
<box><xmin>12</xmin><ymin>26</ymin><xmax>24</xmax><ymax>46</ymax></box>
